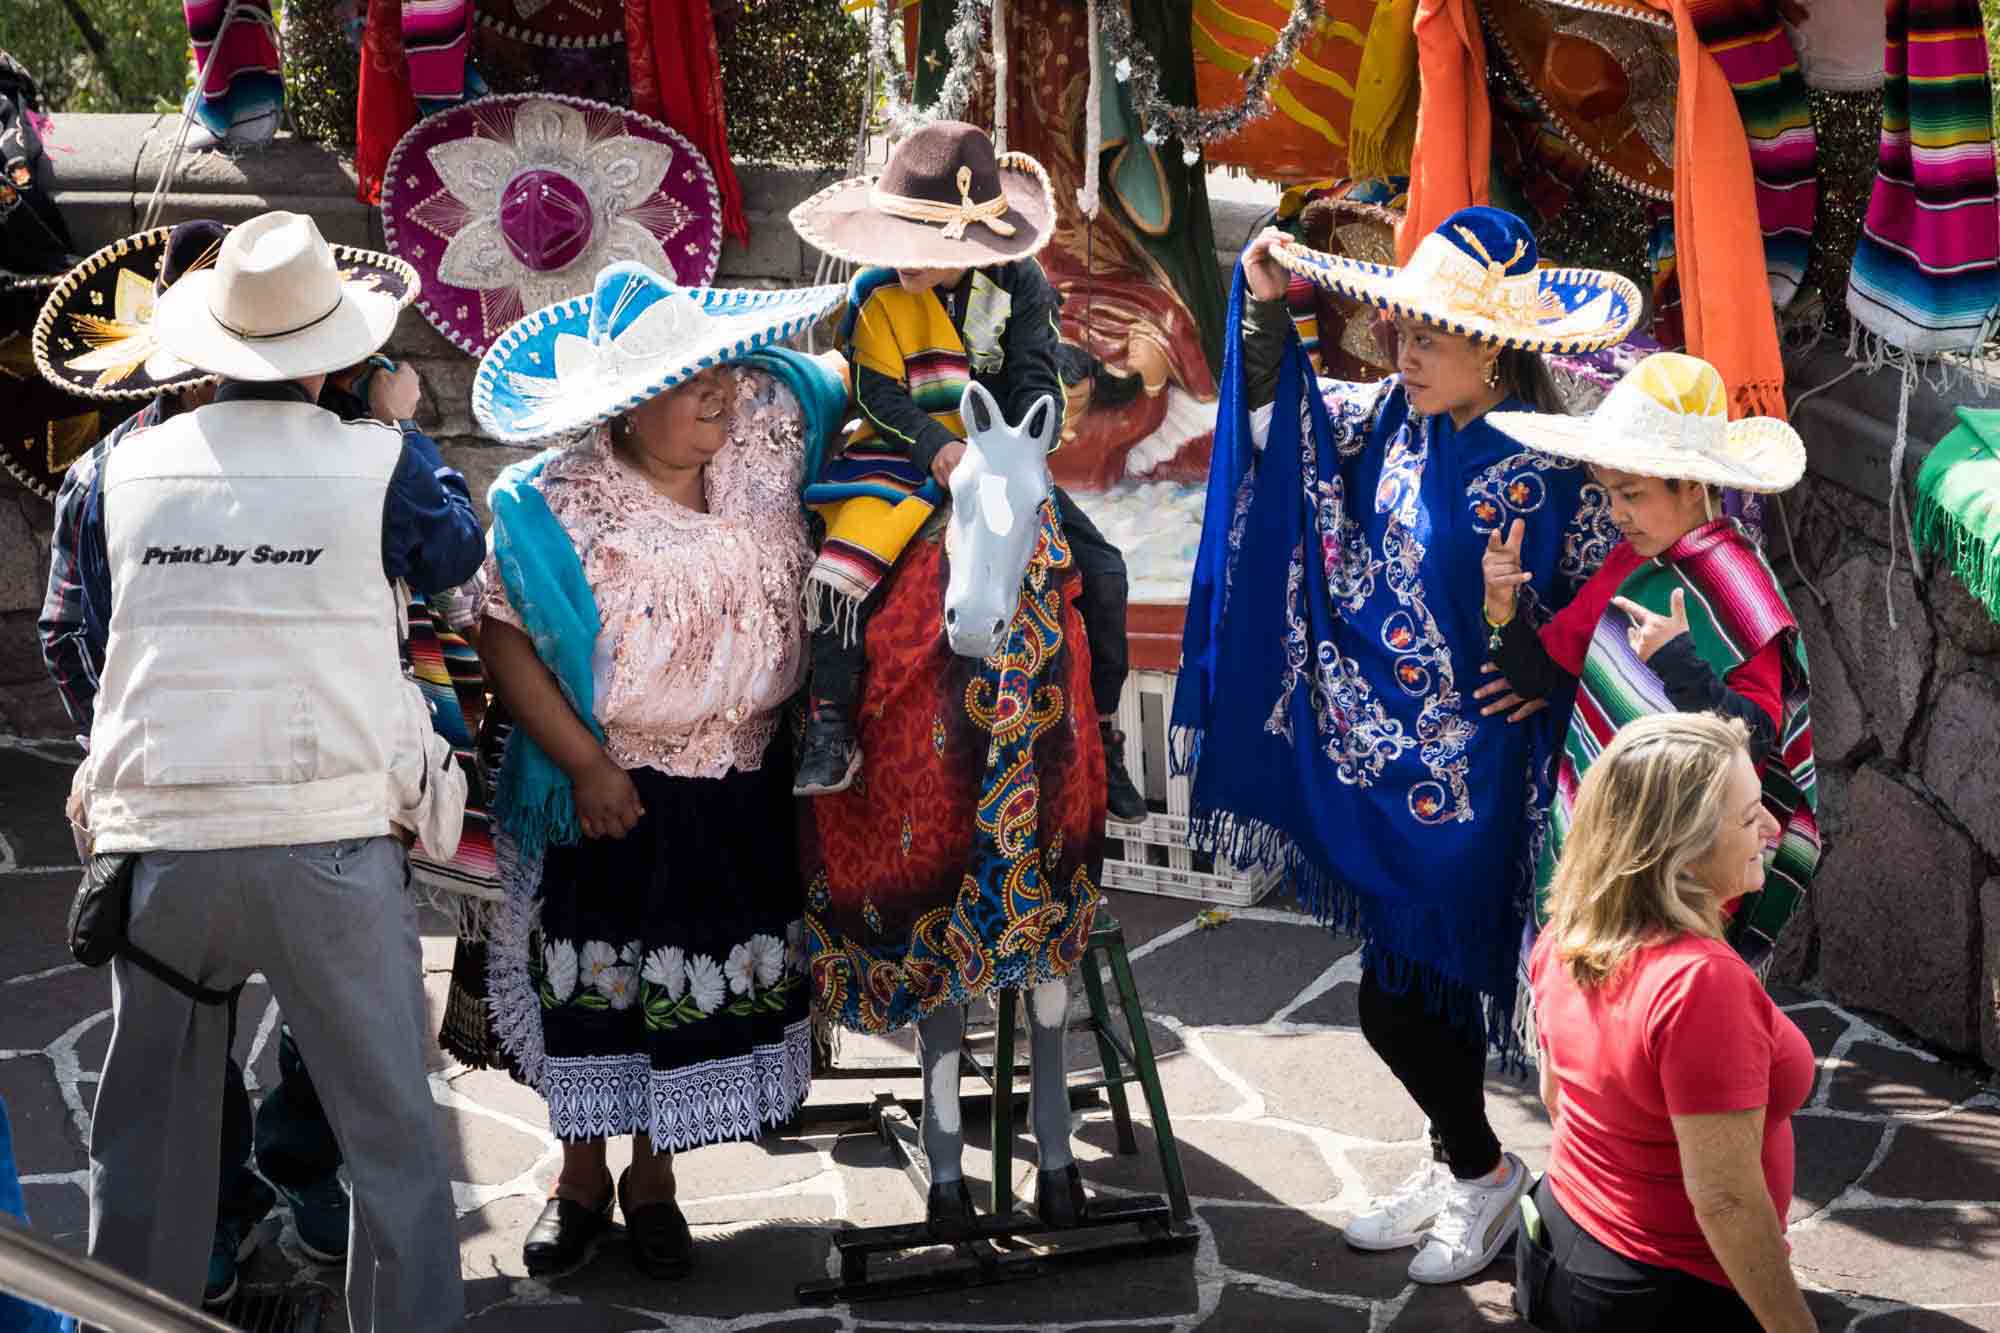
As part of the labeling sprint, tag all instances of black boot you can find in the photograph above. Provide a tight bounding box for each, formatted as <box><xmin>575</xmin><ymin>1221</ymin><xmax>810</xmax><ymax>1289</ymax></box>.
<box><xmin>1033</xmin><ymin>1163</ymin><xmax>1090</xmax><ymax>1228</ymax></box>
<box><xmin>794</xmin><ymin>699</ymin><xmax>861</xmax><ymax>796</ymax></box>
<box><xmin>925</xmin><ymin>1177</ymin><xmax>978</xmax><ymax>1240</ymax></box>
<box><xmin>1101</xmin><ymin>722</ymin><xmax>1146</xmax><ymax>822</ymax></box>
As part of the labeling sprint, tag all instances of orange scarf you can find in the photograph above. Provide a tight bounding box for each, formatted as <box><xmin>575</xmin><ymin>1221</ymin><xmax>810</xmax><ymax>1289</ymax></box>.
<box><xmin>1398</xmin><ymin>0</ymin><xmax>1786</xmax><ymax>420</ymax></box>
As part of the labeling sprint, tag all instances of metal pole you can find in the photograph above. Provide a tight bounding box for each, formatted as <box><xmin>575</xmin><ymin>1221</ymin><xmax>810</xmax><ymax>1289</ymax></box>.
<box><xmin>0</xmin><ymin>1214</ymin><xmax>239</xmax><ymax>1333</ymax></box>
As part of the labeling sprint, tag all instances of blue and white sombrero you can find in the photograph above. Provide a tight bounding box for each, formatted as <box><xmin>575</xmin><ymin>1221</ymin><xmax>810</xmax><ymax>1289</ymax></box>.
<box><xmin>1272</xmin><ymin>205</ymin><xmax>1642</xmax><ymax>355</ymax></box>
<box><xmin>473</xmin><ymin>262</ymin><xmax>847</xmax><ymax>444</ymax></box>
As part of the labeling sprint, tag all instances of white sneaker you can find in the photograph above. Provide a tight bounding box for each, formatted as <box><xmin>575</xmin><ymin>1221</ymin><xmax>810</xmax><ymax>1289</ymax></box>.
<box><xmin>1406</xmin><ymin>1153</ymin><xmax>1529</xmax><ymax>1285</ymax></box>
<box><xmin>1341</xmin><ymin>1157</ymin><xmax>1453</xmax><ymax>1251</ymax></box>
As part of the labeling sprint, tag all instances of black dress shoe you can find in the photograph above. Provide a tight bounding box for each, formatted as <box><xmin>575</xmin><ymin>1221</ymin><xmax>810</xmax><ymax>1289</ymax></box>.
<box><xmin>522</xmin><ymin>1184</ymin><xmax>613</xmax><ymax>1276</ymax></box>
<box><xmin>1033</xmin><ymin>1163</ymin><xmax>1090</xmax><ymax>1228</ymax></box>
<box><xmin>618</xmin><ymin>1168</ymin><xmax>694</xmax><ymax>1279</ymax></box>
<box><xmin>925</xmin><ymin>1177</ymin><xmax>978</xmax><ymax>1240</ymax></box>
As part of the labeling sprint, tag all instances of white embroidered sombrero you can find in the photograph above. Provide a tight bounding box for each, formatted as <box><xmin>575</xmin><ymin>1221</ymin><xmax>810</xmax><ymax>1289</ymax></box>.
<box><xmin>1488</xmin><ymin>351</ymin><xmax>1806</xmax><ymax>493</ymax></box>
<box><xmin>473</xmin><ymin>262</ymin><xmax>847</xmax><ymax>444</ymax></box>
<box><xmin>1273</xmin><ymin>204</ymin><xmax>1642</xmax><ymax>354</ymax></box>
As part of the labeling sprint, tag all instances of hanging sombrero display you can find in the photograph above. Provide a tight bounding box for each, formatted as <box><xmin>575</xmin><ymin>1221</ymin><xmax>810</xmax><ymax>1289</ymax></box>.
<box><xmin>473</xmin><ymin>0</ymin><xmax>625</xmax><ymax>48</ymax></box>
<box><xmin>1278</xmin><ymin>181</ymin><xmax>1406</xmax><ymax>378</ymax></box>
<box><xmin>1475</xmin><ymin>0</ymin><xmax>1677</xmax><ymax>202</ymax></box>
<box><xmin>0</xmin><ymin>279</ymin><xmax>135</xmax><ymax>500</ymax></box>
<box><xmin>382</xmin><ymin>93</ymin><xmax>723</xmax><ymax>355</ymax></box>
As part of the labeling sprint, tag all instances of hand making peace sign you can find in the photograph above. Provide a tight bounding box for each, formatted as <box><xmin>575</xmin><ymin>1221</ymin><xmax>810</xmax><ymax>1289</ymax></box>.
<box><xmin>1610</xmin><ymin>588</ymin><xmax>1692</xmax><ymax>663</ymax></box>
<box><xmin>1482</xmin><ymin>519</ymin><xmax>1533</xmax><ymax>625</ymax></box>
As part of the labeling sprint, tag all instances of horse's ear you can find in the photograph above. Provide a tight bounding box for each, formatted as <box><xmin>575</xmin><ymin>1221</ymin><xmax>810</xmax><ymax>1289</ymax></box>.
<box><xmin>1020</xmin><ymin>394</ymin><xmax>1059</xmax><ymax>451</ymax></box>
<box><xmin>960</xmin><ymin>381</ymin><xmax>999</xmax><ymax>437</ymax></box>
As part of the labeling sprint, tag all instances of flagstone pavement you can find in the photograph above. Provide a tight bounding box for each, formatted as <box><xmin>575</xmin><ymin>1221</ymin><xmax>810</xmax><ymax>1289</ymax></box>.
<box><xmin>3</xmin><ymin>739</ymin><xmax>1998</xmax><ymax>1331</ymax></box>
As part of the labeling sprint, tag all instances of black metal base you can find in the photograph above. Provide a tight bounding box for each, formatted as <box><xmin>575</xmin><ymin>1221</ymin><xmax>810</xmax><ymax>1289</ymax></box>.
<box><xmin>795</xmin><ymin>1195</ymin><xmax>1197</xmax><ymax>1305</ymax></box>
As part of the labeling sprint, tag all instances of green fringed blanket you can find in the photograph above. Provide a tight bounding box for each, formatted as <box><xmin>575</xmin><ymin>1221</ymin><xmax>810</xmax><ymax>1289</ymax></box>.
<box><xmin>1914</xmin><ymin>407</ymin><xmax>2000</xmax><ymax>624</ymax></box>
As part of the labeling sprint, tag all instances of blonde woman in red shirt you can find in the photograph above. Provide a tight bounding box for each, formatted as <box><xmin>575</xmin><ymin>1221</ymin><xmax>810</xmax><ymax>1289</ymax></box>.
<box><xmin>1519</xmin><ymin>712</ymin><xmax>1816</xmax><ymax>1333</ymax></box>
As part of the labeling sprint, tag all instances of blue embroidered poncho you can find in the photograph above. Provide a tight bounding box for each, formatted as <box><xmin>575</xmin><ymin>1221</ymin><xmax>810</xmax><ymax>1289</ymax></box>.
<box><xmin>1173</xmin><ymin>273</ymin><xmax>1615</xmax><ymax>1060</ymax></box>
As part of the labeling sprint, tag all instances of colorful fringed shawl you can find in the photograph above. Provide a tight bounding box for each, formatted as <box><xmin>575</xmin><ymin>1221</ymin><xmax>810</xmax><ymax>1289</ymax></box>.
<box><xmin>1533</xmin><ymin>519</ymin><xmax>1819</xmax><ymax>967</ymax></box>
<box><xmin>1171</xmin><ymin>270</ymin><xmax>1616</xmax><ymax>1063</ymax></box>
<box><xmin>1846</xmin><ymin>0</ymin><xmax>2000</xmax><ymax>355</ymax></box>
<box><xmin>801</xmin><ymin>508</ymin><xmax>1103</xmax><ymax>1034</ymax></box>
<box><xmin>1913</xmin><ymin>407</ymin><xmax>2000</xmax><ymax>624</ymax></box>
<box><xmin>185</xmin><ymin>0</ymin><xmax>282</xmax><ymax>142</ymax></box>
<box><xmin>802</xmin><ymin>271</ymin><xmax>957</xmax><ymax>637</ymax></box>
<box><xmin>1689</xmin><ymin>0</ymin><xmax>1818</xmax><ymax>306</ymax></box>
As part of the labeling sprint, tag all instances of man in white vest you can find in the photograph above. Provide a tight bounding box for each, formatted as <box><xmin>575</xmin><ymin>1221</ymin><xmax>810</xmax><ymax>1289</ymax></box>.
<box><xmin>71</xmin><ymin>211</ymin><xmax>481</xmax><ymax>1330</ymax></box>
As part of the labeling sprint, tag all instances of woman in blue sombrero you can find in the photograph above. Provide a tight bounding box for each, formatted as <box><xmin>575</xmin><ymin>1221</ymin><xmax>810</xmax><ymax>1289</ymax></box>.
<box><xmin>471</xmin><ymin>264</ymin><xmax>848</xmax><ymax>1281</ymax></box>
<box><xmin>1173</xmin><ymin>208</ymin><xmax>1640</xmax><ymax>1286</ymax></box>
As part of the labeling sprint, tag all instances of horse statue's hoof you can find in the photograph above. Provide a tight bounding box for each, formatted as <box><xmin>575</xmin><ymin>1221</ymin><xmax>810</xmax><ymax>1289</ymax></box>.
<box><xmin>1033</xmin><ymin>1163</ymin><xmax>1091</xmax><ymax>1228</ymax></box>
<box><xmin>925</xmin><ymin>1178</ymin><xmax>978</xmax><ymax>1240</ymax></box>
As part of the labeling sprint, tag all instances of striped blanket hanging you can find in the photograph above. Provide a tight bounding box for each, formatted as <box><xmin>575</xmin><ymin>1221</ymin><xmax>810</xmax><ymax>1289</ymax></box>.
<box><xmin>1689</xmin><ymin>0</ymin><xmax>1820</xmax><ymax>306</ymax></box>
<box><xmin>185</xmin><ymin>0</ymin><xmax>283</xmax><ymax>142</ymax></box>
<box><xmin>1846</xmin><ymin>0</ymin><xmax>2000</xmax><ymax>355</ymax></box>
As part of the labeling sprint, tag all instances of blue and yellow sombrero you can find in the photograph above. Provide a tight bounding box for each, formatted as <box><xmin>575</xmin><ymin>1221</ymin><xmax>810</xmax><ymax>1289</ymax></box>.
<box><xmin>473</xmin><ymin>262</ymin><xmax>846</xmax><ymax>444</ymax></box>
<box><xmin>1272</xmin><ymin>205</ymin><xmax>1642</xmax><ymax>355</ymax></box>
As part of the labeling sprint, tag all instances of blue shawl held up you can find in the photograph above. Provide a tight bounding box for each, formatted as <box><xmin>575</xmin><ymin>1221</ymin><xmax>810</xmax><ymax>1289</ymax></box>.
<box><xmin>1171</xmin><ymin>266</ymin><xmax>1611</xmax><ymax>1064</ymax></box>
<box><xmin>488</xmin><ymin>347</ymin><xmax>848</xmax><ymax>860</ymax></box>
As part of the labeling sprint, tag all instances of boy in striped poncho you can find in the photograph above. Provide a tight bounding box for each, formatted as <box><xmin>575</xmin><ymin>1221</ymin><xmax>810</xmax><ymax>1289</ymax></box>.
<box><xmin>1477</xmin><ymin>353</ymin><xmax>1819</xmax><ymax>977</ymax></box>
<box><xmin>787</xmin><ymin>122</ymin><xmax>1146</xmax><ymax>819</ymax></box>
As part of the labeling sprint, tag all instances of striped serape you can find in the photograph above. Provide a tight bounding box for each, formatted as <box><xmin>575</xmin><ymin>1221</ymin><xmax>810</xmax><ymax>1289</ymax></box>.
<box><xmin>185</xmin><ymin>0</ymin><xmax>282</xmax><ymax>141</ymax></box>
<box><xmin>1535</xmin><ymin>519</ymin><xmax>1820</xmax><ymax>967</ymax></box>
<box><xmin>1692</xmin><ymin>0</ymin><xmax>1819</xmax><ymax>306</ymax></box>
<box><xmin>1846</xmin><ymin>0</ymin><xmax>2000</xmax><ymax>354</ymax></box>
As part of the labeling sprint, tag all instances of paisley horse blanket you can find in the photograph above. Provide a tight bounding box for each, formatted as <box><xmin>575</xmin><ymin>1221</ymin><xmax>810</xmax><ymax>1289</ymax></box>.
<box><xmin>802</xmin><ymin>506</ymin><xmax>1105</xmax><ymax>1035</ymax></box>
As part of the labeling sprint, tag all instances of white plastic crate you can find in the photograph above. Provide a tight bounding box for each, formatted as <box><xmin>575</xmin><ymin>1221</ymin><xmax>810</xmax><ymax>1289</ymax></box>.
<box><xmin>1102</xmin><ymin>668</ymin><xmax>1281</xmax><ymax>907</ymax></box>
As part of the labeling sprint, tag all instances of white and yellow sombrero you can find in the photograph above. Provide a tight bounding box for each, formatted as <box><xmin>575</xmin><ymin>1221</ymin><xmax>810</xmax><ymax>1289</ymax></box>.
<box><xmin>1488</xmin><ymin>352</ymin><xmax>1806</xmax><ymax>493</ymax></box>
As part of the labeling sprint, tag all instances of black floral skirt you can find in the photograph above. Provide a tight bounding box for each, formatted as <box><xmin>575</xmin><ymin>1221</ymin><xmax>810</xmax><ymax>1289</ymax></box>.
<box><xmin>489</xmin><ymin>743</ymin><xmax>812</xmax><ymax>1147</ymax></box>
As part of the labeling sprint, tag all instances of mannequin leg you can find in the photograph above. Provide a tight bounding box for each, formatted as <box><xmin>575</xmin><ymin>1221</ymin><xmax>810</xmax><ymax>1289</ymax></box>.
<box><xmin>1026</xmin><ymin>979</ymin><xmax>1090</xmax><ymax>1225</ymax></box>
<box><xmin>914</xmin><ymin>1004</ymin><xmax>967</xmax><ymax>1183</ymax></box>
<box><xmin>1025</xmin><ymin>980</ymin><xmax>1074</xmax><ymax>1171</ymax></box>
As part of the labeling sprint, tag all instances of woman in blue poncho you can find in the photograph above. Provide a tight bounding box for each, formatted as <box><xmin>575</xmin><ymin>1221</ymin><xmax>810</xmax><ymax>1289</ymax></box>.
<box><xmin>1172</xmin><ymin>208</ymin><xmax>1640</xmax><ymax>1286</ymax></box>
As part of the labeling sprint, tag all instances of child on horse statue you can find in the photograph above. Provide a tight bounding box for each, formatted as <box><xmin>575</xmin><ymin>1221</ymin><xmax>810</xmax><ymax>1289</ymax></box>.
<box><xmin>786</xmin><ymin>121</ymin><xmax>1146</xmax><ymax>819</ymax></box>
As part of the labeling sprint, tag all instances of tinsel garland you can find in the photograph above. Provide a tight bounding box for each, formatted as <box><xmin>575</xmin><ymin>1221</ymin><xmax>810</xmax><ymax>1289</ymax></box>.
<box><xmin>1097</xmin><ymin>0</ymin><xmax>1324</xmax><ymax>162</ymax></box>
<box><xmin>867</xmin><ymin>0</ymin><xmax>1324</xmax><ymax>160</ymax></box>
<box><xmin>868</xmin><ymin>0</ymin><xmax>990</xmax><ymax>135</ymax></box>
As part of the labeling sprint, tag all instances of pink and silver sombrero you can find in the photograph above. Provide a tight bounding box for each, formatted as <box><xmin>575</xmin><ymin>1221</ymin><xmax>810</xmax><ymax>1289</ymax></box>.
<box><xmin>382</xmin><ymin>93</ymin><xmax>723</xmax><ymax>356</ymax></box>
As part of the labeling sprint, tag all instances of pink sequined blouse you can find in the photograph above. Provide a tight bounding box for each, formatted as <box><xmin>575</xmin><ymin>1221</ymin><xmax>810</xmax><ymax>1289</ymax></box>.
<box><xmin>483</xmin><ymin>368</ymin><xmax>813</xmax><ymax>778</ymax></box>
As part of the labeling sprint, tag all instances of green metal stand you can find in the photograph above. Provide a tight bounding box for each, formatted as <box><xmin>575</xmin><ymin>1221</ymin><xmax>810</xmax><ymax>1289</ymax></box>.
<box><xmin>795</xmin><ymin>912</ymin><xmax>1196</xmax><ymax>1304</ymax></box>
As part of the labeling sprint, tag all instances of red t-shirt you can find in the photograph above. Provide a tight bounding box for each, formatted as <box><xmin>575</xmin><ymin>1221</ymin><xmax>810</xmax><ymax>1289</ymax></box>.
<box><xmin>1536</xmin><ymin>541</ymin><xmax>1786</xmax><ymax>731</ymax></box>
<box><xmin>1530</xmin><ymin>929</ymin><xmax>1816</xmax><ymax>1288</ymax></box>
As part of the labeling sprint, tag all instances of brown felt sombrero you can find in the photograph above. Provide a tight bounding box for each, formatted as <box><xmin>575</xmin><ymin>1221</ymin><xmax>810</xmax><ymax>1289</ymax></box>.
<box><xmin>1477</xmin><ymin>0</ymin><xmax>1677</xmax><ymax>202</ymax></box>
<box><xmin>788</xmin><ymin>120</ymin><xmax>1055</xmax><ymax>269</ymax></box>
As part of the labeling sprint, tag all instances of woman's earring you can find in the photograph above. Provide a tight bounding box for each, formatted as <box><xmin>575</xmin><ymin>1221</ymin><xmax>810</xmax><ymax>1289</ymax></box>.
<box><xmin>1482</xmin><ymin>357</ymin><xmax>1501</xmax><ymax>390</ymax></box>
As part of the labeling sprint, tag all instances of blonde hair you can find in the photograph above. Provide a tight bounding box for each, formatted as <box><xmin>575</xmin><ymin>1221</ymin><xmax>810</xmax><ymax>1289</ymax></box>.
<box><xmin>1545</xmin><ymin>712</ymin><xmax>1751</xmax><ymax>989</ymax></box>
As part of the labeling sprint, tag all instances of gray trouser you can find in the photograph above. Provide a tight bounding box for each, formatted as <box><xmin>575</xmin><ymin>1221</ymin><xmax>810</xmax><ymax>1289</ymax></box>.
<box><xmin>86</xmin><ymin>837</ymin><xmax>463</xmax><ymax>1333</ymax></box>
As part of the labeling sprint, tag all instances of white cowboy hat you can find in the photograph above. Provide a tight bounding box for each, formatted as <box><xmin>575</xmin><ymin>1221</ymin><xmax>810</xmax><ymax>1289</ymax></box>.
<box><xmin>1273</xmin><ymin>204</ymin><xmax>1642</xmax><ymax>355</ymax></box>
<box><xmin>152</xmin><ymin>211</ymin><xmax>418</xmax><ymax>382</ymax></box>
<box><xmin>1488</xmin><ymin>351</ymin><xmax>1806</xmax><ymax>493</ymax></box>
<box><xmin>473</xmin><ymin>261</ymin><xmax>846</xmax><ymax>444</ymax></box>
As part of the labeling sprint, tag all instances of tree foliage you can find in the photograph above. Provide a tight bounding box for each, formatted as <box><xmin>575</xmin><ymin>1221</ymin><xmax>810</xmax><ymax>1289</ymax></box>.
<box><xmin>0</xmin><ymin>0</ymin><xmax>189</xmax><ymax>113</ymax></box>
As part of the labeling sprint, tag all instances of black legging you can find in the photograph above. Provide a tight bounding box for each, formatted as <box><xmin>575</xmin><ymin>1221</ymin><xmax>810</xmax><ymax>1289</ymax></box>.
<box><xmin>1518</xmin><ymin>1175</ymin><xmax>1760</xmax><ymax>1331</ymax></box>
<box><xmin>1357</xmin><ymin>968</ymin><xmax>1502</xmax><ymax>1181</ymax></box>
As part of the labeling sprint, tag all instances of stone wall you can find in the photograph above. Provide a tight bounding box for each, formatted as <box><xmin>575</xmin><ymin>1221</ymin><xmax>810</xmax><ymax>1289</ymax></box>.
<box><xmin>1766</xmin><ymin>343</ymin><xmax>2000</xmax><ymax>1066</ymax></box>
<box><xmin>9</xmin><ymin>119</ymin><xmax>1999</xmax><ymax>1067</ymax></box>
